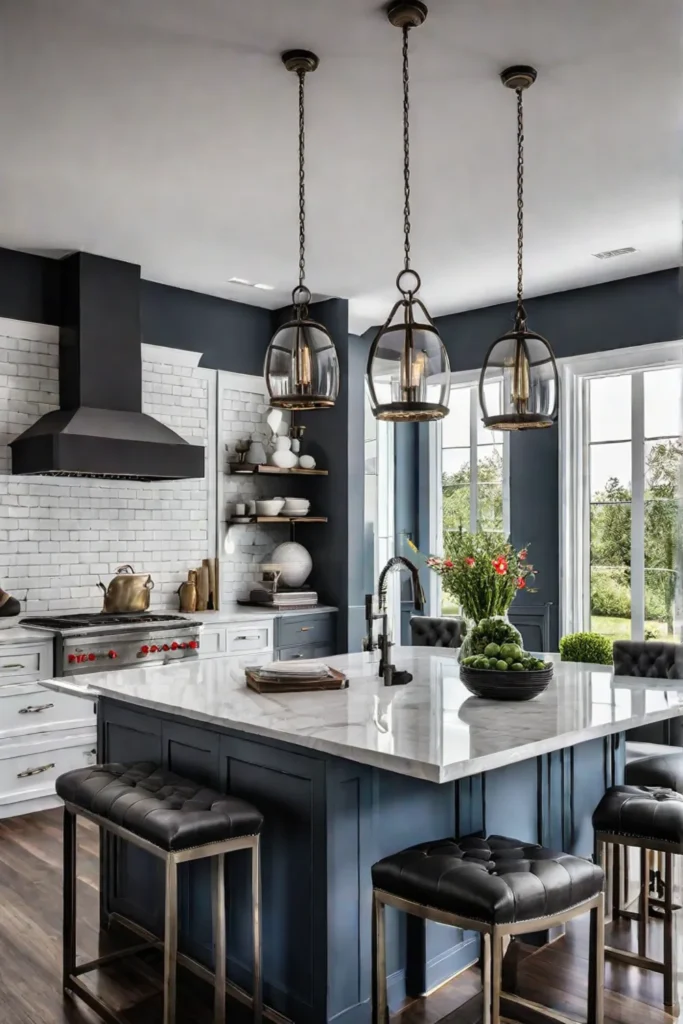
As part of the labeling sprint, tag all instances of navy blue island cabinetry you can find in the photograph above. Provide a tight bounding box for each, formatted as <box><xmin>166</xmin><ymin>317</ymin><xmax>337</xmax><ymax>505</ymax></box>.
<box><xmin>43</xmin><ymin>649</ymin><xmax>683</xmax><ymax>1023</ymax></box>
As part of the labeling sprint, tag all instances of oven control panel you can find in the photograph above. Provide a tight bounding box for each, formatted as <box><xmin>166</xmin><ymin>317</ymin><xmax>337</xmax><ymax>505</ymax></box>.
<box><xmin>62</xmin><ymin>628</ymin><xmax>201</xmax><ymax>675</ymax></box>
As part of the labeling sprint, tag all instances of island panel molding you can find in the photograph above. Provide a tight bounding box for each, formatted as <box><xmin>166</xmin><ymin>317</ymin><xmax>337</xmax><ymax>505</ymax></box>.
<box><xmin>44</xmin><ymin>649</ymin><xmax>673</xmax><ymax>1022</ymax></box>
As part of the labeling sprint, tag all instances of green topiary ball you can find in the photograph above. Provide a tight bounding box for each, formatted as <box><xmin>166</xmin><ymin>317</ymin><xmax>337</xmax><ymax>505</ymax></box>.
<box><xmin>559</xmin><ymin>632</ymin><xmax>612</xmax><ymax>666</ymax></box>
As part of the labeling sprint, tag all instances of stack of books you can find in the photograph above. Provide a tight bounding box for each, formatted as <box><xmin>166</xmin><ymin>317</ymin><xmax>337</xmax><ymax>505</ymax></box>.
<box><xmin>248</xmin><ymin>586</ymin><xmax>319</xmax><ymax>610</ymax></box>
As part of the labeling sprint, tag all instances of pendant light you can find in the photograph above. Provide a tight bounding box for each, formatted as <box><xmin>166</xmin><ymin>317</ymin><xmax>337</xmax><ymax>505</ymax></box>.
<box><xmin>366</xmin><ymin>1</ymin><xmax>450</xmax><ymax>422</ymax></box>
<box><xmin>264</xmin><ymin>51</ymin><xmax>339</xmax><ymax>410</ymax></box>
<box><xmin>479</xmin><ymin>67</ymin><xmax>558</xmax><ymax>430</ymax></box>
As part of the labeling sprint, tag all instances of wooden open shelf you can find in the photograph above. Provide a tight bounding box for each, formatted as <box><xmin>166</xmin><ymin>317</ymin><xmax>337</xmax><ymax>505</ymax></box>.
<box><xmin>228</xmin><ymin>516</ymin><xmax>328</xmax><ymax>524</ymax></box>
<box><xmin>228</xmin><ymin>463</ymin><xmax>327</xmax><ymax>476</ymax></box>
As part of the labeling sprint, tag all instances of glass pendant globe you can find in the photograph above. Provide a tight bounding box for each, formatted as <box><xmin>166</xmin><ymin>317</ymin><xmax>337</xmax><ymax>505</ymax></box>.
<box><xmin>265</xmin><ymin>294</ymin><xmax>340</xmax><ymax>411</ymax></box>
<box><xmin>479</xmin><ymin>327</ymin><xmax>558</xmax><ymax>429</ymax></box>
<box><xmin>367</xmin><ymin>278</ymin><xmax>450</xmax><ymax>422</ymax></box>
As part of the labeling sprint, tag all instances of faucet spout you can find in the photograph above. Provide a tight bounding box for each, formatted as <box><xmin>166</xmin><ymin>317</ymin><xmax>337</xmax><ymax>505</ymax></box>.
<box><xmin>378</xmin><ymin>556</ymin><xmax>425</xmax><ymax>614</ymax></box>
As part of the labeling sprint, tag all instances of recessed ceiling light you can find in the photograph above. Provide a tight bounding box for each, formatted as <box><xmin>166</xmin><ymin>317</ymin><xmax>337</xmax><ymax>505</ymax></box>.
<box><xmin>254</xmin><ymin>283</ymin><xmax>274</xmax><ymax>291</ymax></box>
<box><xmin>592</xmin><ymin>247</ymin><xmax>637</xmax><ymax>260</ymax></box>
<box><xmin>228</xmin><ymin>276</ymin><xmax>251</xmax><ymax>285</ymax></box>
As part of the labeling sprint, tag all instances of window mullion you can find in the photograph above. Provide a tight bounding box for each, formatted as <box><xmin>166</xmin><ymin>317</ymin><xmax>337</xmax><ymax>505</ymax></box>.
<box><xmin>631</xmin><ymin>371</ymin><xmax>645</xmax><ymax>641</ymax></box>
<box><xmin>470</xmin><ymin>385</ymin><xmax>478</xmax><ymax>532</ymax></box>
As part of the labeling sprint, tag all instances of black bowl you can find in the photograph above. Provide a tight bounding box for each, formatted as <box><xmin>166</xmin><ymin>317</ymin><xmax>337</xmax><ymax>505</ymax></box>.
<box><xmin>459</xmin><ymin>663</ymin><xmax>553</xmax><ymax>701</ymax></box>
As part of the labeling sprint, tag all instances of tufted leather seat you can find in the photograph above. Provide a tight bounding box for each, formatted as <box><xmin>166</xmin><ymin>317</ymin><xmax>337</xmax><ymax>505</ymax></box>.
<box><xmin>625</xmin><ymin>753</ymin><xmax>683</xmax><ymax>791</ymax></box>
<box><xmin>372</xmin><ymin>834</ymin><xmax>604</xmax><ymax>925</ymax></box>
<box><xmin>613</xmin><ymin>640</ymin><xmax>681</xmax><ymax>679</ymax></box>
<box><xmin>56</xmin><ymin>762</ymin><xmax>264</xmax><ymax>851</ymax></box>
<box><xmin>410</xmin><ymin>615</ymin><xmax>467</xmax><ymax>649</ymax></box>
<box><xmin>593</xmin><ymin>785</ymin><xmax>683</xmax><ymax>845</ymax></box>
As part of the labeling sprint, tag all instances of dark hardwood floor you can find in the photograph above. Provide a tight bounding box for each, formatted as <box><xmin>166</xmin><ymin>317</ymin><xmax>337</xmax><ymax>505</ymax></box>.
<box><xmin>0</xmin><ymin>809</ymin><xmax>677</xmax><ymax>1023</ymax></box>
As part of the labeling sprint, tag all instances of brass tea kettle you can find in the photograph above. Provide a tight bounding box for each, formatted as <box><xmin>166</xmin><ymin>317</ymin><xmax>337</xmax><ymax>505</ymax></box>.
<box><xmin>96</xmin><ymin>565</ymin><xmax>155</xmax><ymax>614</ymax></box>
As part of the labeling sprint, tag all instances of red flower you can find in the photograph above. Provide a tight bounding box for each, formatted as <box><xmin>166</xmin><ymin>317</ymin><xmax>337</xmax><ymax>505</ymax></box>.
<box><xmin>443</xmin><ymin>559</ymin><xmax>454</xmax><ymax>568</ymax></box>
<box><xmin>519</xmin><ymin>548</ymin><xmax>528</xmax><ymax>560</ymax></box>
<box><xmin>492</xmin><ymin>556</ymin><xmax>508</xmax><ymax>575</ymax></box>
<box><xmin>464</xmin><ymin>557</ymin><xmax>475</xmax><ymax>567</ymax></box>
<box><xmin>516</xmin><ymin>576</ymin><xmax>526</xmax><ymax>589</ymax></box>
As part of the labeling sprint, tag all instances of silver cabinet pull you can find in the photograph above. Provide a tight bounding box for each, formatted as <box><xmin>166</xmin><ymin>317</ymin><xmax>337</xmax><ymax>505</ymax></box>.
<box><xmin>1</xmin><ymin>663</ymin><xmax>25</xmax><ymax>671</ymax></box>
<box><xmin>18</xmin><ymin>703</ymin><xmax>54</xmax><ymax>714</ymax></box>
<box><xmin>17</xmin><ymin>762</ymin><xmax>55</xmax><ymax>779</ymax></box>
<box><xmin>235</xmin><ymin>634</ymin><xmax>261</xmax><ymax>642</ymax></box>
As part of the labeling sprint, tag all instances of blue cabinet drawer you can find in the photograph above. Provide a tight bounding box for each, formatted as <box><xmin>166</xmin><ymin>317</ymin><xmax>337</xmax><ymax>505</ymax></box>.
<box><xmin>277</xmin><ymin>614</ymin><xmax>335</xmax><ymax>651</ymax></box>
<box><xmin>278</xmin><ymin>642</ymin><xmax>335</xmax><ymax>662</ymax></box>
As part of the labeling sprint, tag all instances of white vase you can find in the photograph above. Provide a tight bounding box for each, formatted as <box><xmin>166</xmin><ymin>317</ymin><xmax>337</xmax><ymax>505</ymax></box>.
<box><xmin>246</xmin><ymin>440</ymin><xmax>267</xmax><ymax>465</ymax></box>
<box><xmin>270</xmin><ymin>448</ymin><xmax>298</xmax><ymax>468</ymax></box>
<box><xmin>271</xmin><ymin>542</ymin><xmax>312</xmax><ymax>587</ymax></box>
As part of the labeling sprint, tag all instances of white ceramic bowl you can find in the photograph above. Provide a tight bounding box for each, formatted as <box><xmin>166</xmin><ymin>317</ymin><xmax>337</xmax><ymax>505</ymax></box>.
<box><xmin>255</xmin><ymin>499</ymin><xmax>285</xmax><ymax>516</ymax></box>
<box><xmin>283</xmin><ymin>496</ymin><xmax>310</xmax><ymax>508</ymax></box>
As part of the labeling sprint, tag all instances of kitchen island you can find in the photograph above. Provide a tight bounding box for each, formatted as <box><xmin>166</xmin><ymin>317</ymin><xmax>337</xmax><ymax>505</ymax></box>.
<box><xmin>41</xmin><ymin>649</ymin><xmax>683</xmax><ymax>1024</ymax></box>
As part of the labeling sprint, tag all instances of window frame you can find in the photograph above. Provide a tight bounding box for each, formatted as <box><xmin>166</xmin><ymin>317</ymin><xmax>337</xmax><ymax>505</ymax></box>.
<box><xmin>560</xmin><ymin>340</ymin><xmax>683</xmax><ymax>640</ymax></box>
<box><xmin>429</xmin><ymin>369</ymin><xmax>511</xmax><ymax>615</ymax></box>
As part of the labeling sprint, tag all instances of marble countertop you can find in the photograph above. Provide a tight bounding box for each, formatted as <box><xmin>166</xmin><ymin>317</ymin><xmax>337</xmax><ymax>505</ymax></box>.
<box><xmin>0</xmin><ymin>603</ymin><xmax>338</xmax><ymax>645</ymax></box>
<box><xmin>38</xmin><ymin>648</ymin><xmax>683</xmax><ymax>783</ymax></box>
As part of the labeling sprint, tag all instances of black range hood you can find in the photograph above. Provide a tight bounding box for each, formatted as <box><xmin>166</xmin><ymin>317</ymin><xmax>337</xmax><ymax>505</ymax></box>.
<box><xmin>10</xmin><ymin>252</ymin><xmax>205</xmax><ymax>480</ymax></box>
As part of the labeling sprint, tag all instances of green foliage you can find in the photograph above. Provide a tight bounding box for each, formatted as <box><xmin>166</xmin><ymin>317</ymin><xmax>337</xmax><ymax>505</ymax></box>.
<box><xmin>427</xmin><ymin>533</ymin><xmax>534</xmax><ymax>622</ymax></box>
<box><xmin>442</xmin><ymin>448</ymin><xmax>503</xmax><ymax>534</ymax></box>
<box><xmin>468</xmin><ymin>617</ymin><xmax>523</xmax><ymax>656</ymax></box>
<box><xmin>590</xmin><ymin>438</ymin><xmax>681</xmax><ymax>633</ymax></box>
<box><xmin>559</xmin><ymin>632</ymin><xmax>613</xmax><ymax>665</ymax></box>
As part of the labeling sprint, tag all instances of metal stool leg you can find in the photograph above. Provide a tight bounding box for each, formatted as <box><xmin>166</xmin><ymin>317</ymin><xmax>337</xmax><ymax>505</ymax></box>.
<box><xmin>372</xmin><ymin>891</ymin><xmax>388</xmax><ymax>1024</ymax></box>
<box><xmin>588</xmin><ymin>891</ymin><xmax>605</xmax><ymax>1024</ymax></box>
<box><xmin>664</xmin><ymin>852</ymin><xmax>679</xmax><ymax>1013</ymax></box>
<box><xmin>163</xmin><ymin>855</ymin><xmax>178</xmax><ymax>1024</ymax></box>
<box><xmin>62</xmin><ymin>806</ymin><xmax>77</xmax><ymax>994</ymax></box>
<box><xmin>639</xmin><ymin>848</ymin><xmax>650</xmax><ymax>958</ymax></box>
<box><xmin>611</xmin><ymin>842</ymin><xmax>621</xmax><ymax>920</ymax></box>
<box><xmin>212</xmin><ymin>854</ymin><xmax>226</xmax><ymax>1024</ymax></box>
<box><xmin>251</xmin><ymin>837</ymin><xmax>262</xmax><ymax>1024</ymax></box>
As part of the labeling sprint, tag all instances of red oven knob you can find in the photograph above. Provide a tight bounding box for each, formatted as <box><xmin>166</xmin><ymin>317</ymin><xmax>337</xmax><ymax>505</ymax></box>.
<box><xmin>141</xmin><ymin>645</ymin><xmax>149</xmax><ymax>655</ymax></box>
<box><xmin>180</xmin><ymin>642</ymin><xmax>187</xmax><ymax>649</ymax></box>
<box><xmin>68</xmin><ymin>654</ymin><xmax>76</xmax><ymax>664</ymax></box>
<box><xmin>108</xmin><ymin>650</ymin><xmax>118</xmax><ymax>659</ymax></box>
<box><xmin>188</xmin><ymin>640</ymin><xmax>198</xmax><ymax>650</ymax></box>
<box><xmin>88</xmin><ymin>653</ymin><xmax>96</xmax><ymax>662</ymax></box>
<box><xmin>150</xmin><ymin>645</ymin><xmax>159</xmax><ymax>653</ymax></box>
<box><xmin>171</xmin><ymin>642</ymin><xmax>178</xmax><ymax>651</ymax></box>
<box><xmin>78</xmin><ymin>655</ymin><xmax>87</xmax><ymax>664</ymax></box>
<box><xmin>162</xmin><ymin>644</ymin><xmax>170</xmax><ymax>652</ymax></box>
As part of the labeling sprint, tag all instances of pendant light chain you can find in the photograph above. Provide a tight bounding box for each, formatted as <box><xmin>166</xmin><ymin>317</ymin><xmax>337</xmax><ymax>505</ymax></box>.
<box><xmin>297</xmin><ymin>69</ymin><xmax>307</xmax><ymax>293</ymax></box>
<box><xmin>402</xmin><ymin>25</ymin><xmax>411</xmax><ymax>273</ymax></box>
<box><xmin>515</xmin><ymin>86</ymin><xmax>525</xmax><ymax>313</ymax></box>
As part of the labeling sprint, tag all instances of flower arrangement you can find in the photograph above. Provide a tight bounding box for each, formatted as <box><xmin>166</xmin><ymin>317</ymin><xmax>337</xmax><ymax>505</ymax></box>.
<box><xmin>425</xmin><ymin>531</ymin><xmax>537</xmax><ymax>622</ymax></box>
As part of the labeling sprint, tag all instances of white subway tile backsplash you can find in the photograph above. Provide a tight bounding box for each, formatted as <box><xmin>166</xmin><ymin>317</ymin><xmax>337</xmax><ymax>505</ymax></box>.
<box><xmin>0</xmin><ymin>324</ymin><xmax>277</xmax><ymax>612</ymax></box>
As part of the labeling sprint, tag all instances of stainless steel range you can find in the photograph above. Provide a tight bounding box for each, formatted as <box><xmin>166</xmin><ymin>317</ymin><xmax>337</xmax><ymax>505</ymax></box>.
<box><xmin>21</xmin><ymin>613</ymin><xmax>201</xmax><ymax>676</ymax></box>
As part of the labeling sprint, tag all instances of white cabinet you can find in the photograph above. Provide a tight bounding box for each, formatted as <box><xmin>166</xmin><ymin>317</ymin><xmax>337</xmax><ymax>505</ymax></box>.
<box><xmin>0</xmin><ymin>636</ymin><xmax>93</xmax><ymax>819</ymax></box>
<box><xmin>199</xmin><ymin>618</ymin><xmax>273</xmax><ymax>661</ymax></box>
<box><xmin>0</xmin><ymin>728</ymin><xmax>97</xmax><ymax>819</ymax></box>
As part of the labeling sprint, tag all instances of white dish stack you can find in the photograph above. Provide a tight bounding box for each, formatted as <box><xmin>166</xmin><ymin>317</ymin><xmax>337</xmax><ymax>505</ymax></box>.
<box><xmin>281</xmin><ymin>497</ymin><xmax>310</xmax><ymax>518</ymax></box>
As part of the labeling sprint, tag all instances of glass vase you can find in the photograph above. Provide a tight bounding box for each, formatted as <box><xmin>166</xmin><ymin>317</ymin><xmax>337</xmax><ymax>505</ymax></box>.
<box><xmin>458</xmin><ymin>611</ymin><xmax>522</xmax><ymax>663</ymax></box>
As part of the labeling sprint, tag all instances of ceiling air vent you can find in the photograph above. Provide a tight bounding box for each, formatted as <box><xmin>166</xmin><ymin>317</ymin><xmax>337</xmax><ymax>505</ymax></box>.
<box><xmin>592</xmin><ymin>247</ymin><xmax>637</xmax><ymax>260</ymax></box>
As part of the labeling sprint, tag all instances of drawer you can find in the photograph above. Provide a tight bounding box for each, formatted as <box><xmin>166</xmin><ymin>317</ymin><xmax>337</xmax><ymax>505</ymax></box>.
<box><xmin>226</xmin><ymin>621</ymin><xmax>271</xmax><ymax>655</ymax></box>
<box><xmin>278</xmin><ymin>642</ymin><xmax>335</xmax><ymax>662</ymax></box>
<box><xmin>198</xmin><ymin>626</ymin><xmax>226</xmax><ymax>658</ymax></box>
<box><xmin>277</xmin><ymin>614</ymin><xmax>335</xmax><ymax>651</ymax></box>
<box><xmin>0</xmin><ymin>684</ymin><xmax>95</xmax><ymax>740</ymax></box>
<box><xmin>0</xmin><ymin>643</ymin><xmax>53</xmax><ymax>683</ymax></box>
<box><xmin>0</xmin><ymin>729</ymin><xmax>97</xmax><ymax>809</ymax></box>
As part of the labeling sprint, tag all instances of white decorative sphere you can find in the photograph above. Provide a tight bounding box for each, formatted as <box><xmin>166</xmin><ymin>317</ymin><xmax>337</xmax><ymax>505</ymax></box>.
<box><xmin>298</xmin><ymin>455</ymin><xmax>316</xmax><ymax>470</ymax></box>
<box><xmin>269</xmin><ymin>448</ymin><xmax>298</xmax><ymax>468</ymax></box>
<box><xmin>271</xmin><ymin>542</ymin><xmax>312</xmax><ymax>588</ymax></box>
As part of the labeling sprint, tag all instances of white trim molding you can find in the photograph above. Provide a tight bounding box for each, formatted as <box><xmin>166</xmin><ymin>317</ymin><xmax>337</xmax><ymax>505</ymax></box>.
<box><xmin>560</xmin><ymin>340</ymin><xmax>683</xmax><ymax>640</ymax></box>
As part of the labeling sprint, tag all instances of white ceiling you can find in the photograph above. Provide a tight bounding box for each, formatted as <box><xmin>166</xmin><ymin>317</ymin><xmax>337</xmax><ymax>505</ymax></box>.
<box><xmin>0</xmin><ymin>0</ymin><xmax>680</xmax><ymax>333</ymax></box>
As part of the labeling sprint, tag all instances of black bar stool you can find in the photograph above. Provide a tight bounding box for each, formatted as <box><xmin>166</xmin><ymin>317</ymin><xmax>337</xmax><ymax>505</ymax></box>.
<box><xmin>593</xmin><ymin>784</ymin><xmax>682</xmax><ymax>1014</ymax></box>
<box><xmin>57</xmin><ymin>761</ymin><xmax>264</xmax><ymax>1024</ymax></box>
<box><xmin>371</xmin><ymin>834</ymin><xmax>605</xmax><ymax>1024</ymax></box>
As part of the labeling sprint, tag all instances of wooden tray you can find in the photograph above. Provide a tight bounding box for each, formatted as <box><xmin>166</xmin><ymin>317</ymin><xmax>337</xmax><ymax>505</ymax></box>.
<box><xmin>246</xmin><ymin>667</ymin><xmax>348</xmax><ymax>693</ymax></box>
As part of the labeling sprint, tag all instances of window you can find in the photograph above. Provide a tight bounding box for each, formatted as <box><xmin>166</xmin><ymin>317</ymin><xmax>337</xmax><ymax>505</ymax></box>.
<box><xmin>562</xmin><ymin>344</ymin><xmax>683</xmax><ymax>642</ymax></box>
<box><xmin>431</xmin><ymin>377</ymin><xmax>510</xmax><ymax>614</ymax></box>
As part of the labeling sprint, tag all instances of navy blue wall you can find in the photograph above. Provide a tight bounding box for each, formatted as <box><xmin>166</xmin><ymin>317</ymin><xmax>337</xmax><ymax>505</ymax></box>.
<box><xmin>0</xmin><ymin>246</ymin><xmax>273</xmax><ymax>373</ymax></box>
